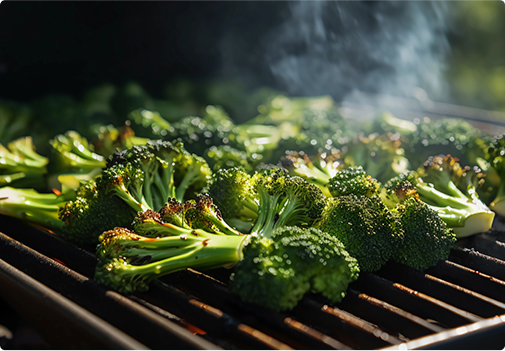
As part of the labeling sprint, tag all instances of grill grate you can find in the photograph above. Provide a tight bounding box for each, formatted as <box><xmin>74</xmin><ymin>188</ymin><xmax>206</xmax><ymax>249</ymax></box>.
<box><xmin>1</xmin><ymin>214</ymin><xmax>505</xmax><ymax>349</ymax></box>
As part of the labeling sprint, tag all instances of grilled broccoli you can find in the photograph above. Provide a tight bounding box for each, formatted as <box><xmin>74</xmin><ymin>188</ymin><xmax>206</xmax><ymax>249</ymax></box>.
<box><xmin>206</xmin><ymin>167</ymin><xmax>260</xmax><ymax>233</ymax></box>
<box><xmin>0</xmin><ymin>136</ymin><xmax>48</xmax><ymax>189</ymax></box>
<box><xmin>208</xmin><ymin>167</ymin><xmax>325</xmax><ymax>237</ymax></box>
<box><xmin>484</xmin><ymin>134</ymin><xmax>505</xmax><ymax>216</ymax></box>
<box><xmin>405</xmin><ymin>117</ymin><xmax>484</xmax><ymax>168</ymax></box>
<box><xmin>95</xmin><ymin>223</ymin><xmax>359</xmax><ymax>311</ymax></box>
<box><xmin>327</xmin><ymin>166</ymin><xmax>380</xmax><ymax>198</ymax></box>
<box><xmin>203</xmin><ymin>145</ymin><xmax>256</xmax><ymax>173</ymax></box>
<box><xmin>59</xmin><ymin>140</ymin><xmax>211</xmax><ymax>244</ymax></box>
<box><xmin>48</xmin><ymin>131</ymin><xmax>107</xmax><ymax>192</ymax></box>
<box><xmin>382</xmin><ymin>155</ymin><xmax>494</xmax><ymax>238</ymax></box>
<box><xmin>280</xmin><ymin>150</ymin><xmax>344</xmax><ymax>197</ymax></box>
<box><xmin>343</xmin><ymin>133</ymin><xmax>410</xmax><ymax>183</ymax></box>
<box><xmin>391</xmin><ymin>197</ymin><xmax>456</xmax><ymax>270</ymax></box>
<box><xmin>0</xmin><ymin>187</ymin><xmax>75</xmax><ymax>231</ymax></box>
<box><xmin>314</xmin><ymin>194</ymin><xmax>400</xmax><ymax>272</ymax></box>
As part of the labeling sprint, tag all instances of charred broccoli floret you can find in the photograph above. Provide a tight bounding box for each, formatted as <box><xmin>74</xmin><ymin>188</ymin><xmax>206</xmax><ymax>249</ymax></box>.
<box><xmin>95</xmin><ymin>224</ymin><xmax>359</xmax><ymax>311</ymax></box>
<box><xmin>59</xmin><ymin>140</ymin><xmax>211</xmax><ymax>244</ymax></box>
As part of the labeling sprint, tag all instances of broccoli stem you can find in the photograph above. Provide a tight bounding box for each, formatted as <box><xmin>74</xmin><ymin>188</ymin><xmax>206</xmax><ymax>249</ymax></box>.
<box><xmin>175</xmin><ymin>167</ymin><xmax>202</xmax><ymax>202</ymax></box>
<box><xmin>96</xmin><ymin>233</ymin><xmax>249</xmax><ymax>293</ymax></box>
<box><xmin>250</xmin><ymin>189</ymin><xmax>282</xmax><ymax>238</ymax></box>
<box><xmin>0</xmin><ymin>187</ymin><xmax>67</xmax><ymax>231</ymax></box>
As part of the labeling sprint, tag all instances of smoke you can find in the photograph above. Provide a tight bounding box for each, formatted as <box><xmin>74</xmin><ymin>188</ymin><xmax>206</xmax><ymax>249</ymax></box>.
<box><xmin>220</xmin><ymin>1</ymin><xmax>450</xmax><ymax>102</ymax></box>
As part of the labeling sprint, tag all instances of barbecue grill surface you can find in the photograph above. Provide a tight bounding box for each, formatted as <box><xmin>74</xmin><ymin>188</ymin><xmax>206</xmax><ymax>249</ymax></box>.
<box><xmin>1</xmin><ymin>212</ymin><xmax>505</xmax><ymax>350</ymax></box>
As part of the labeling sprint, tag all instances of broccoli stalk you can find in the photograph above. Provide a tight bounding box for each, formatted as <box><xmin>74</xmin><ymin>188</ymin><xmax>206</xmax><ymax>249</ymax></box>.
<box><xmin>0</xmin><ymin>137</ymin><xmax>48</xmax><ymax>189</ymax></box>
<box><xmin>0</xmin><ymin>187</ymin><xmax>74</xmax><ymax>231</ymax></box>
<box><xmin>95</xmin><ymin>223</ymin><xmax>359</xmax><ymax>311</ymax></box>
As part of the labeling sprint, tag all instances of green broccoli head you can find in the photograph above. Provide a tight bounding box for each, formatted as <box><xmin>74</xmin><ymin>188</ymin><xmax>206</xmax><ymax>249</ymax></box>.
<box><xmin>231</xmin><ymin>226</ymin><xmax>359</xmax><ymax>311</ymax></box>
<box><xmin>159</xmin><ymin>198</ymin><xmax>190</xmax><ymax>229</ymax></box>
<box><xmin>206</xmin><ymin>167</ymin><xmax>259</xmax><ymax>228</ymax></box>
<box><xmin>203</xmin><ymin>144</ymin><xmax>255</xmax><ymax>173</ymax></box>
<box><xmin>392</xmin><ymin>197</ymin><xmax>456</xmax><ymax>270</ymax></box>
<box><xmin>327</xmin><ymin>166</ymin><xmax>380</xmax><ymax>198</ymax></box>
<box><xmin>173</xmin><ymin>148</ymin><xmax>212</xmax><ymax>202</ymax></box>
<box><xmin>315</xmin><ymin>194</ymin><xmax>401</xmax><ymax>272</ymax></box>
<box><xmin>251</xmin><ymin>168</ymin><xmax>326</xmax><ymax>238</ymax></box>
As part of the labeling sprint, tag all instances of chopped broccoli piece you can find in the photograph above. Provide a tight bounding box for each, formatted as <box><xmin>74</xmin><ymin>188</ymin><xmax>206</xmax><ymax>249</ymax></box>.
<box><xmin>484</xmin><ymin>134</ymin><xmax>505</xmax><ymax>216</ymax></box>
<box><xmin>327</xmin><ymin>166</ymin><xmax>380</xmax><ymax>198</ymax></box>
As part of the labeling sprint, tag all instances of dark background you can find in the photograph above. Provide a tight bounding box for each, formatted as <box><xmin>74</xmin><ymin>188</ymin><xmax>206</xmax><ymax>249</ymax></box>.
<box><xmin>0</xmin><ymin>1</ymin><xmax>287</xmax><ymax>101</ymax></box>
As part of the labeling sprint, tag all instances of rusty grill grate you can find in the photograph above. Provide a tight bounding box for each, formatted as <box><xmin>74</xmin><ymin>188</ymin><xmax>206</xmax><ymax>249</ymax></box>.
<box><xmin>1</xmin><ymin>213</ymin><xmax>505</xmax><ymax>350</ymax></box>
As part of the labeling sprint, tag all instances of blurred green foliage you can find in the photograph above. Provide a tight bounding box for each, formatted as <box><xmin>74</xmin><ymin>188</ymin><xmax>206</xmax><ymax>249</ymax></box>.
<box><xmin>448</xmin><ymin>1</ymin><xmax>505</xmax><ymax>111</ymax></box>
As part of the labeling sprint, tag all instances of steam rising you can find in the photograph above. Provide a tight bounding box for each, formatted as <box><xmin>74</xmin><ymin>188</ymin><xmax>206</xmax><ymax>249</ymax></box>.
<box><xmin>222</xmin><ymin>1</ymin><xmax>450</xmax><ymax>101</ymax></box>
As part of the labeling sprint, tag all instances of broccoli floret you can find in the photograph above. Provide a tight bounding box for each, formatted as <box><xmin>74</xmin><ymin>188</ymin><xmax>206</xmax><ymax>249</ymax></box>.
<box><xmin>250</xmin><ymin>168</ymin><xmax>326</xmax><ymax>238</ymax></box>
<box><xmin>159</xmin><ymin>198</ymin><xmax>190</xmax><ymax>229</ymax></box>
<box><xmin>203</xmin><ymin>145</ymin><xmax>255</xmax><ymax>173</ymax></box>
<box><xmin>94</xmin><ymin>222</ymin><xmax>250</xmax><ymax>294</ymax></box>
<box><xmin>183</xmin><ymin>194</ymin><xmax>242</xmax><ymax>236</ymax></box>
<box><xmin>206</xmin><ymin>168</ymin><xmax>260</xmax><ymax>232</ymax></box>
<box><xmin>207</xmin><ymin>167</ymin><xmax>326</xmax><ymax>238</ymax></box>
<box><xmin>0</xmin><ymin>136</ymin><xmax>48</xmax><ymax>189</ymax></box>
<box><xmin>327</xmin><ymin>166</ymin><xmax>380</xmax><ymax>198</ymax></box>
<box><xmin>383</xmin><ymin>155</ymin><xmax>494</xmax><ymax>238</ymax></box>
<box><xmin>391</xmin><ymin>197</ymin><xmax>456</xmax><ymax>270</ymax></box>
<box><xmin>59</xmin><ymin>140</ymin><xmax>211</xmax><ymax>244</ymax></box>
<box><xmin>95</xmin><ymin>223</ymin><xmax>358</xmax><ymax>311</ymax></box>
<box><xmin>173</xmin><ymin>148</ymin><xmax>212</xmax><ymax>203</ymax></box>
<box><xmin>0</xmin><ymin>187</ymin><xmax>74</xmax><ymax>231</ymax></box>
<box><xmin>231</xmin><ymin>226</ymin><xmax>359</xmax><ymax>311</ymax></box>
<box><xmin>314</xmin><ymin>194</ymin><xmax>401</xmax><ymax>272</ymax></box>
<box><xmin>91</xmin><ymin>123</ymin><xmax>150</xmax><ymax>158</ymax></box>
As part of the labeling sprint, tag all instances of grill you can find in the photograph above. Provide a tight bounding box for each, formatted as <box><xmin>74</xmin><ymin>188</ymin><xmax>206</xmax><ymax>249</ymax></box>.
<box><xmin>2</xmin><ymin>209</ymin><xmax>505</xmax><ymax>350</ymax></box>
